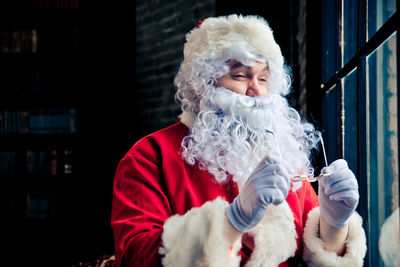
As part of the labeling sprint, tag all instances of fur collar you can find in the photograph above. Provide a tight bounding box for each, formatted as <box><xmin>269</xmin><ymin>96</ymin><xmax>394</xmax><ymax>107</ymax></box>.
<box><xmin>178</xmin><ymin>111</ymin><xmax>197</xmax><ymax>130</ymax></box>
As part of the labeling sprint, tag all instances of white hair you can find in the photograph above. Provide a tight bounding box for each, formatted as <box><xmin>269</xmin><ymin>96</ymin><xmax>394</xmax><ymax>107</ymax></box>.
<box><xmin>175</xmin><ymin>42</ymin><xmax>291</xmax><ymax>113</ymax></box>
<box><xmin>175</xmin><ymin>43</ymin><xmax>320</xmax><ymax>185</ymax></box>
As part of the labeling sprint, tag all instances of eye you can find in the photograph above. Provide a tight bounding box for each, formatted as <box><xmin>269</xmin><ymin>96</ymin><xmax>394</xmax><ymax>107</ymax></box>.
<box><xmin>259</xmin><ymin>78</ymin><xmax>268</xmax><ymax>83</ymax></box>
<box><xmin>231</xmin><ymin>73</ymin><xmax>247</xmax><ymax>80</ymax></box>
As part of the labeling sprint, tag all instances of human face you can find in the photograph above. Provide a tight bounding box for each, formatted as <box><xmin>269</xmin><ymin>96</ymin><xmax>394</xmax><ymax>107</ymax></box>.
<box><xmin>217</xmin><ymin>61</ymin><xmax>270</xmax><ymax>97</ymax></box>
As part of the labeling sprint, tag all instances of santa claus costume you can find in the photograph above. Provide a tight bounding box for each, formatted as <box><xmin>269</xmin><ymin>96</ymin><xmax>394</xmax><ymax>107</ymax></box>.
<box><xmin>111</xmin><ymin>15</ymin><xmax>367</xmax><ymax>267</ymax></box>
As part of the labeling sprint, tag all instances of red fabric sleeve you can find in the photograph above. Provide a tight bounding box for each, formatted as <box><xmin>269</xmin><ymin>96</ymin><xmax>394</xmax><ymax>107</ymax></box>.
<box><xmin>111</xmin><ymin>139</ymin><xmax>171</xmax><ymax>267</ymax></box>
<box><xmin>302</xmin><ymin>181</ymin><xmax>319</xmax><ymax>224</ymax></box>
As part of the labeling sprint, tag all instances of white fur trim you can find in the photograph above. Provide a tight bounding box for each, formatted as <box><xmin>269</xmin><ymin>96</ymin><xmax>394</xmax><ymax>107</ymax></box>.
<box><xmin>184</xmin><ymin>15</ymin><xmax>283</xmax><ymax>67</ymax></box>
<box><xmin>160</xmin><ymin>197</ymin><xmax>299</xmax><ymax>267</ymax></box>
<box><xmin>303</xmin><ymin>207</ymin><xmax>367</xmax><ymax>267</ymax></box>
<box><xmin>245</xmin><ymin>201</ymin><xmax>297</xmax><ymax>267</ymax></box>
<box><xmin>379</xmin><ymin>207</ymin><xmax>399</xmax><ymax>267</ymax></box>
<box><xmin>291</xmin><ymin>181</ymin><xmax>303</xmax><ymax>192</ymax></box>
<box><xmin>178</xmin><ymin>111</ymin><xmax>197</xmax><ymax>130</ymax></box>
<box><xmin>159</xmin><ymin>197</ymin><xmax>242</xmax><ymax>267</ymax></box>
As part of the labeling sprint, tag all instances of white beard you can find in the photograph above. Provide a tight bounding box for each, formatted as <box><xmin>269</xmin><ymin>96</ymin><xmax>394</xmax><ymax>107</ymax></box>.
<box><xmin>181</xmin><ymin>87</ymin><xmax>318</xmax><ymax>186</ymax></box>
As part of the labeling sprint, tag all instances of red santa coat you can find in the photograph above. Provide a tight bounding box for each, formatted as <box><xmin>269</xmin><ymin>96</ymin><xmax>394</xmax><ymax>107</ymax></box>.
<box><xmin>111</xmin><ymin>122</ymin><xmax>366</xmax><ymax>267</ymax></box>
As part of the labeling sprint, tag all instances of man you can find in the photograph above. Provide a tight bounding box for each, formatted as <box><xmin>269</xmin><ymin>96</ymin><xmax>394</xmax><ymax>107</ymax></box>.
<box><xmin>111</xmin><ymin>14</ymin><xmax>367</xmax><ymax>267</ymax></box>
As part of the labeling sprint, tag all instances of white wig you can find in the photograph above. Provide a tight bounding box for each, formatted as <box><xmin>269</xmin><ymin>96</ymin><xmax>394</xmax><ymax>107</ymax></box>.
<box><xmin>176</xmin><ymin>15</ymin><xmax>290</xmax><ymax>115</ymax></box>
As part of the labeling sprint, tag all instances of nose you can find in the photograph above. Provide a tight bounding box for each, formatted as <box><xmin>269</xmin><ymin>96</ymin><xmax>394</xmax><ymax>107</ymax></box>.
<box><xmin>246</xmin><ymin>77</ymin><xmax>266</xmax><ymax>97</ymax></box>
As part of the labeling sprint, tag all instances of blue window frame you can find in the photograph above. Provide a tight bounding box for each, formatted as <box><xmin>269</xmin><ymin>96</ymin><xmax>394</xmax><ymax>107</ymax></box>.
<box><xmin>321</xmin><ymin>1</ymin><xmax>398</xmax><ymax>266</ymax></box>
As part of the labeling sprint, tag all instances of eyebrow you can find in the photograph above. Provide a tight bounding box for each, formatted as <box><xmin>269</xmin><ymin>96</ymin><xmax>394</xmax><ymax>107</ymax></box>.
<box><xmin>230</xmin><ymin>62</ymin><xmax>269</xmax><ymax>72</ymax></box>
<box><xmin>231</xmin><ymin>62</ymin><xmax>245</xmax><ymax>69</ymax></box>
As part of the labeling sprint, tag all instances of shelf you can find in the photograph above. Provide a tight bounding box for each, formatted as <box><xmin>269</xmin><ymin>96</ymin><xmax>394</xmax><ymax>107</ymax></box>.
<box><xmin>0</xmin><ymin>133</ymin><xmax>80</xmax><ymax>149</ymax></box>
<box><xmin>0</xmin><ymin>52</ymin><xmax>82</xmax><ymax>60</ymax></box>
<box><xmin>0</xmin><ymin>92</ymin><xmax>83</xmax><ymax>108</ymax></box>
<box><xmin>0</xmin><ymin>9</ymin><xmax>82</xmax><ymax>27</ymax></box>
<box><xmin>0</xmin><ymin>174</ymin><xmax>79</xmax><ymax>190</ymax></box>
<box><xmin>0</xmin><ymin>53</ymin><xmax>83</xmax><ymax>70</ymax></box>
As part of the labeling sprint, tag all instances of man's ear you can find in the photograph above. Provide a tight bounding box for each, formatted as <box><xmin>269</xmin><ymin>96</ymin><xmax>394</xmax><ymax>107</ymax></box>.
<box><xmin>213</xmin><ymin>78</ymin><xmax>219</xmax><ymax>88</ymax></box>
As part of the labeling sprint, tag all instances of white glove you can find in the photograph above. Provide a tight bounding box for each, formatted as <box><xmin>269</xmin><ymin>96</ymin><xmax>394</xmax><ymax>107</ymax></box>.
<box><xmin>226</xmin><ymin>157</ymin><xmax>292</xmax><ymax>232</ymax></box>
<box><xmin>318</xmin><ymin>159</ymin><xmax>359</xmax><ymax>228</ymax></box>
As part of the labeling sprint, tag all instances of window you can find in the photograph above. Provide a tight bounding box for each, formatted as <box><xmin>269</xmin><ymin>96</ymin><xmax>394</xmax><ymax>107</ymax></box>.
<box><xmin>321</xmin><ymin>1</ymin><xmax>398</xmax><ymax>266</ymax></box>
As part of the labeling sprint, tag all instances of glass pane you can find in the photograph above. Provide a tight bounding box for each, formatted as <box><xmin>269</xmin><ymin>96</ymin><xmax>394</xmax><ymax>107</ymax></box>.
<box><xmin>343</xmin><ymin>68</ymin><xmax>357</xmax><ymax>172</ymax></box>
<box><xmin>368</xmin><ymin>0</ymin><xmax>396</xmax><ymax>39</ymax></box>
<box><xmin>367</xmin><ymin>32</ymin><xmax>398</xmax><ymax>267</ymax></box>
<box><xmin>321</xmin><ymin>85</ymin><xmax>338</xmax><ymax>165</ymax></box>
<box><xmin>343</xmin><ymin>0</ymin><xmax>357</xmax><ymax>66</ymax></box>
<box><xmin>321</xmin><ymin>0</ymin><xmax>336</xmax><ymax>83</ymax></box>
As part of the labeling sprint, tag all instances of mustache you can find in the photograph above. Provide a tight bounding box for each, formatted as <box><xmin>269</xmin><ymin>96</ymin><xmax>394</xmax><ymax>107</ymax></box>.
<box><xmin>206</xmin><ymin>87</ymin><xmax>280</xmax><ymax>111</ymax></box>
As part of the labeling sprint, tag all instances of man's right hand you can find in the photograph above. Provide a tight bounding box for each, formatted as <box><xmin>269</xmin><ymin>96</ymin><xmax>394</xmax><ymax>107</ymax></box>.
<box><xmin>226</xmin><ymin>157</ymin><xmax>292</xmax><ymax>233</ymax></box>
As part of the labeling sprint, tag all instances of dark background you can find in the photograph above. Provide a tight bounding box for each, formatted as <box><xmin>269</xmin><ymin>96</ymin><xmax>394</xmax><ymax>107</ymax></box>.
<box><xmin>0</xmin><ymin>0</ymin><xmax>322</xmax><ymax>266</ymax></box>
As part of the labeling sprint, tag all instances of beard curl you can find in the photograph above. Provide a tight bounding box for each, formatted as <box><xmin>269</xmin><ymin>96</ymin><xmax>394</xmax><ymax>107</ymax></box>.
<box><xmin>181</xmin><ymin>87</ymin><xmax>320</xmax><ymax>186</ymax></box>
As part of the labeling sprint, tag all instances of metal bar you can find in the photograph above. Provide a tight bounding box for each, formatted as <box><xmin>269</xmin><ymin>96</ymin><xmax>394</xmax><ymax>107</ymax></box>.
<box><xmin>397</xmin><ymin>0</ymin><xmax>400</xmax><ymax>253</ymax></box>
<box><xmin>356</xmin><ymin>1</ymin><xmax>369</xmax><ymax>266</ymax></box>
<box><xmin>359</xmin><ymin>11</ymin><xmax>398</xmax><ymax>57</ymax></box>
<box><xmin>322</xmin><ymin>11</ymin><xmax>399</xmax><ymax>93</ymax></box>
<box><xmin>335</xmin><ymin>0</ymin><xmax>343</xmax><ymax>159</ymax></box>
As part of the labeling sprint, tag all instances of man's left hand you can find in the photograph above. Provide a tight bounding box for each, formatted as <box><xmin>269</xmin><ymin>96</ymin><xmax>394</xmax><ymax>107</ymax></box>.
<box><xmin>318</xmin><ymin>159</ymin><xmax>359</xmax><ymax>228</ymax></box>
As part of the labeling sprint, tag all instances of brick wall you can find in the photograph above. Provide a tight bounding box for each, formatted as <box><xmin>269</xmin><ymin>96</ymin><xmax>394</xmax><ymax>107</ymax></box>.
<box><xmin>135</xmin><ymin>0</ymin><xmax>216</xmax><ymax>136</ymax></box>
<box><xmin>295</xmin><ymin>0</ymin><xmax>307</xmax><ymax>117</ymax></box>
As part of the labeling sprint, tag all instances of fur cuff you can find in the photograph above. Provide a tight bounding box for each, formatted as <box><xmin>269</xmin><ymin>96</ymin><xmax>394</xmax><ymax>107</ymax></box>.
<box><xmin>303</xmin><ymin>207</ymin><xmax>367</xmax><ymax>267</ymax></box>
<box><xmin>159</xmin><ymin>197</ymin><xmax>242</xmax><ymax>267</ymax></box>
<box><xmin>246</xmin><ymin>201</ymin><xmax>297</xmax><ymax>267</ymax></box>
